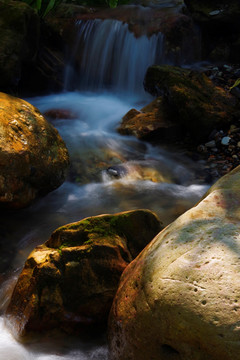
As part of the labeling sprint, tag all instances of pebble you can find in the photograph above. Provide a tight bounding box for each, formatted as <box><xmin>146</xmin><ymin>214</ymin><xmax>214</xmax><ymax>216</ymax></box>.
<box><xmin>205</xmin><ymin>140</ymin><xmax>216</xmax><ymax>148</ymax></box>
<box><xmin>195</xmin><ymin>64</ymin><xmax>240</xmax><ymax>182</ymax></box>
<box><xmin>221</xmin><ymin>136</ymin><xmax>231</xmax><ymax>145</ymax></box>
<box><xmin>209</xmin><ymin>9</ymin><xmax>222</xmax><ymax>16</ymax></box>
<box><xmin>223</xmin><ymin>64</ymin><xmax>233</xmax><ymax>72</ymax></box>
<box><xmin>197</xmin><ymin>144</ymin><xmax>206</xmax><ymax>152</ymax></box>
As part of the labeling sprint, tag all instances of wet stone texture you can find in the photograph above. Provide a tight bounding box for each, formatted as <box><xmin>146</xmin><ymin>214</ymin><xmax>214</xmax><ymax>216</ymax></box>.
<box><xmin>6</xmin><ymin>209</ymin><xmax>162</xmax><ymax>338</ymax></box>
<box><xmin>108</xmin><ymin>165</ymin><xmax>240</xmax><ymax>360</ymax></box>
<box><xmin>0</xmin><ymin>92</ymin><xmax>69</xmax><ymax>209</ymax></box>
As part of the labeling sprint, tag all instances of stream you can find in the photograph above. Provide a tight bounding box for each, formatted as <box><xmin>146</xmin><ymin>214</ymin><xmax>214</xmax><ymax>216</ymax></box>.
<box><xmin>0</xmin><ymin>6</ymin><xmax>209</xmax><ymax>360</ymax></box>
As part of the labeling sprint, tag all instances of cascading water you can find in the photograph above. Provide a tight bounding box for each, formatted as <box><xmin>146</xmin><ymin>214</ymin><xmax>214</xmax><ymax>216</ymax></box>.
<box><xmin>64</xmin><ymin>19</ymin><xmax>164</xmax><ymax>93</ymax></box>
<box><xmin>0</xmin><ymin>5</ymin><xmax>208</xmax><ymax>360</ymax></box>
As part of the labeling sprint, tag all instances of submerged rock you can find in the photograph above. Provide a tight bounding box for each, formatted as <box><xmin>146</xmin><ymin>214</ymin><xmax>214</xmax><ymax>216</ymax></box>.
<box><xmin>109</xmin><ymin>165</ymin><xmax>240</xmax><ymax>360</ymax></box>
<box><xmin>0</xmin><ymin>92</ymin><xmax>69</xmax><ymax>209</ymax></box>
<box><xmin>6</xmin><ymin>209</ymin><xmax>162</xmax><ymax>338</ymax></box>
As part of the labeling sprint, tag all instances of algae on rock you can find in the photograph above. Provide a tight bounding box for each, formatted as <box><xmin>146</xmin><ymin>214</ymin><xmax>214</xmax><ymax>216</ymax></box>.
<box><xmin>6</xmin><ymin>209</ymin><xmax>162</xmax><ymax>338</ymax></box>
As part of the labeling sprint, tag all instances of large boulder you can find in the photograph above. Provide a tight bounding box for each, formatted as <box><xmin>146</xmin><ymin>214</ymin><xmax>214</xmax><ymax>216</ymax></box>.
<box><xmin>109</xmin><ymin>165</ymin><xmax>240</xmax><ymax>360</ymax></box>
<box><xmin>0</xmin><ymin>92</ymin><xmax>69</xmax><ymax>209</ymax></box>
<box><xmin>143</xmin><ymin>65</ymin><xmax>239</xmax><ymax>141</ymax></box>
<box><xmin>0</xmin><ymin>0</ymin><xmax>40</xmax><ymax>92</ymax></box>
<box><xmin>6</xmin><ymin>209</ymin><xmax>162</xmax><ymax>338</ymax></box>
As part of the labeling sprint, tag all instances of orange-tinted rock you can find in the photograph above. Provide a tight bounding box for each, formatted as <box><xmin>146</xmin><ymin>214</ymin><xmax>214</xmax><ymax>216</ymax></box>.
<box><xmin>0</xmin><ymin>92</ymin><xmax>69</xmax><ymax>209</ymax></box>
<box><xmin>144</xmin><ymin>65</ymin><xmax>239</xmax><ymax>141</ymax></box>
<box><xmin>118</xmin><ymin>98</ymin><xmax>178</xmax><ymax>141</ymax></box>
<box><xmin>44</xmin><ymin>108</ymin><xmax>77</xmax><ymax>120</ymax></box>
<box><xmin>6</xmin><ymin>209</ymin><xmax>162</xmax><ymax>338</ymax></box>
<box><xmin>109</xmin><ymin>165</ymin><xmax>240</xmax><ymax>360</ymax></box>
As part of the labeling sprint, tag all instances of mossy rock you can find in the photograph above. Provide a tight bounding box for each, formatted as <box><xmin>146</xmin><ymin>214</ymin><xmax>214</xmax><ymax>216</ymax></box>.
<box><xmin>0</xmin><ymin>92</ymin><xmax>69</xmax><ymax>208</ymax></box>
<box><xmin>6</xmin><ymin>209</ymin><xmax>162</xmax><ymax>338</ymax></box>
<box><xmin>144</xmin><ymin>65</ymin><xmax>239</xmax><ymax>141</ymax></box>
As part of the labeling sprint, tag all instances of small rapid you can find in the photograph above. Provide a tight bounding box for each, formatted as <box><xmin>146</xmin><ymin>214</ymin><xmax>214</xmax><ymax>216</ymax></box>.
<box><xmin>64</xmin><ymin>19</ymin><xmax>164</xmax><ymax>93</ymax></box>
<box><xmin>0</xmin><ymin>10</ymin><xmax>207</xmax><ymax>360</ymax></box>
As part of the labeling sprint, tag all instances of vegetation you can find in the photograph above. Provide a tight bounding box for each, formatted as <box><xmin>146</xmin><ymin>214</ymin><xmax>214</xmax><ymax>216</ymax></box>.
<box><xmin>66</xmin><ymin>0</ymin><xmax>129</xmax><ymax>8</ymax></box>
<box><xmin>20</xmin><ymin>0</ymin><xmax>127</xmax><ymax>16</ymax></box>
<box><xmin>20</xmin><ymin>0</ymin><xmax>63</xmax><ymax>17</ymax></box>
<box><xmin>230</xmin><ymin>78</ymin><xmax>240</xmax><ymax>91</ymax></box>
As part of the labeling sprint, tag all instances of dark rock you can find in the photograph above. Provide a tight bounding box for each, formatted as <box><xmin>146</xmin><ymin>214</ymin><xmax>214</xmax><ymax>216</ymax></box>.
<box><xmin>6</xmin><ymin>210</ymin><xmax>162</xmax><ymax>338</ymax></box>
<box><xmin>183</xmin><ymin>0</ymin><xmax>240</xmax><ymax>62</ymax></box>
<box><xmin>0</xmin><ymin>0</ymin><xmax>40</xmax><ymax>92</ymax></box>
<box><xmin>144</xmin><ymin>65</ymin><xmax>239</xmax><ymax>141</ymax></box>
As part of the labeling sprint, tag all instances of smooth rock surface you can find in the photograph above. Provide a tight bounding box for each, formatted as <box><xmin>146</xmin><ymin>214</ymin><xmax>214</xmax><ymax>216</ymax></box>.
<box><xmin>109</xmin><ymin>165</ymin><xmax>240</xmax><ymax>360</ymax></box>
<box><xmin>0</xmin><ymin>92</ymin><xmax>69</xmax><ymax>208</ymax></box>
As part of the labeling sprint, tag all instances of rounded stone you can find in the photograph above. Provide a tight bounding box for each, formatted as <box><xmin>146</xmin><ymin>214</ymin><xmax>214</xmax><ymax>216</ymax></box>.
<box><xmin>109</xmin><ymin>165</ymin><xmax>240</xmax><ymax>360</ymax></box>
<box><xmin>0</xmin><ymin>92</ymin><xmax>69</xmax><ymax>208</ymax></box>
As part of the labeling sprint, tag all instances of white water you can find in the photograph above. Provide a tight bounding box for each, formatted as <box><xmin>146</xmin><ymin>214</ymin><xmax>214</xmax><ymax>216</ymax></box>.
<box><xmin>0</xmin><ymin>15</ymin><xmax>208</xmax><ymax>360</ymax></box>
<box><xmin>64</xmin><ymin>19</ymin><xmax>164</xmax><ymax>93</ymax></box>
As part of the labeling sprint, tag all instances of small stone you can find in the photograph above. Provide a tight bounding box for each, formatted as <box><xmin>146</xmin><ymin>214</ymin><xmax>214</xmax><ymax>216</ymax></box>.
<box><xmin>197</xmin><ymin>144</ymin><xmax>207</xmax><ymax>153</ymax></box>
<box><xmin>221</xmin><ymin>136</ymin><xmax>231</xmax><ymax>146</ymax></box>
<box><xmin>209</xmin><ymin>9</ymin><xmax>222</xmax><ymax>16</ymax></box>
<box><xmin>232</xmin><ymin>155</ymin><xmax>238</xmax><ymax>160</ymax></box>
<box><xmin>237</xmin><ymin>142</ymin><xmax>240</xmax><ymax>148</ymax></box>
<box><xmin>205</xmin><ymin>140</ymin><xmax>216</xmax><ymax>148</ymax></box>
<box><xmin>223</xmin><ymin>64</ymin><xmax>233</xmax><ymax>72</ymax></box>
<box><xmin>234</xmin><ymin>69</ymin><xmax>240</xmax><ymax>77</ymax></box>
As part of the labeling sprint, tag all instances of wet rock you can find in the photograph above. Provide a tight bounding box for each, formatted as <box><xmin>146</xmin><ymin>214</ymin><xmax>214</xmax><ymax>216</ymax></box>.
<box><xmin>104</xmin><ymin>161</ymin><xmax>175</xmax><ymax>183</ymax></box>
<box><xmin>69</xmin><ymin>146</ymin><xmax>125</xmax><ymax>184</ymax></box>
<box><xmin>0</xmin><ymin>0</ymin><xmax>40</xmax><ymax>92</ymax></box>
<box><xmin>118</xmin><ymin>97</ymin><xmax>179</xmax><ymax>141</ymax></box>
<box><xmin>144</xmin><ymin>65</ymin><xmax>239</xmax><ymax>141</ymax></box>
<box><xmin>6</xmin><ymin>210</ymin><xmax>162</xmax><ymax>338</ymax></box>
<box><xmin>205</xmin><ymin>140</ymin><xmax>216</xmax><ymax>148</ymax></box>
<box><xmin>106</xmin><ymin>165</ymin><xmax>128</xmax><ymax>179</ymax></box>
<box><xmin>109</xmin><ymin>165</ymin><xmax>240</xmax><ymax>360</ymax></box>
<box><xmin>44</xmin><ymin>109</ymin><xmax>78</xmax><ymax>120</ymax></box>
<box><xmin>0</xmin><ymin>92</ymin><xmax>69</xmax><ymax>209</ymax></box>
<box><xmin>221</xmin><ymin>136</ymin><xmax>231</xmax><ymax>146</ymax></box>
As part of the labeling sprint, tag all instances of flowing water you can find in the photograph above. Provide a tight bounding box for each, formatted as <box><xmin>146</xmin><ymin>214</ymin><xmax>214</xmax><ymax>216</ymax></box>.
<box><xmin>0</xmin><ymin>7</ymin><xmax>208</xmax><ymax>360</ymax></box>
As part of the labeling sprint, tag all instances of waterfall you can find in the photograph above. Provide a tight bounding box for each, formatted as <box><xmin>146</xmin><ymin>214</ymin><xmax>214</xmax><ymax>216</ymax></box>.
<box><xmin>64</xmin><ymin>19</ymin><xmax>164</xmax><ymax>94</ymax></box>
